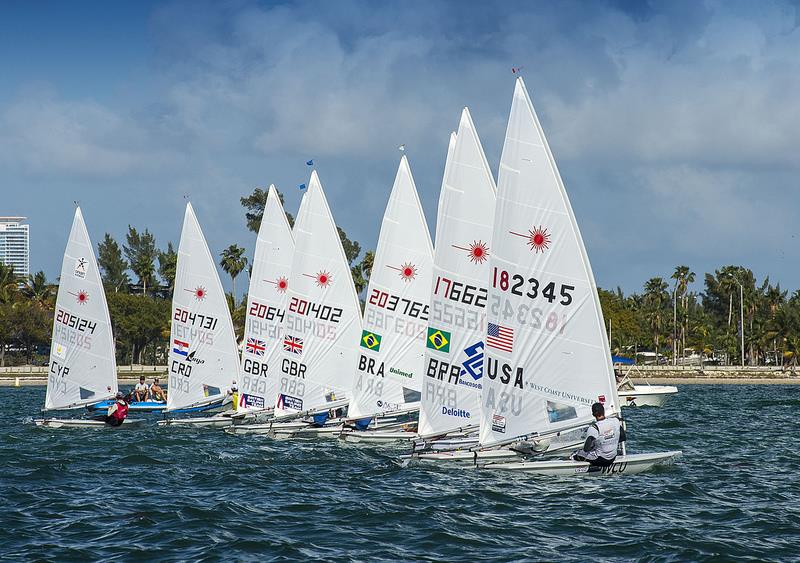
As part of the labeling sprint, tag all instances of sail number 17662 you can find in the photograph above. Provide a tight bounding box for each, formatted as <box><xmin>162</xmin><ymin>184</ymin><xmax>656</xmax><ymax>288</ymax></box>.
<box><xmin>492</xmin><ymin>268</ymin><xmax>574</xmax><ymax>306</ymax></box>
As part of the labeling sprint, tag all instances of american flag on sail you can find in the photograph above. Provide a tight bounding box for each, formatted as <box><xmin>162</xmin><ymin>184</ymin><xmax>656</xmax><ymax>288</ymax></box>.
<box><xmin>283</xmin><ymin>335</ymin><xmax>303</xmax><ymax>355</ymax></box>
<box><xmin>246</xmin><ymin>337</ymin><xmax>266</xmax><ymax>357</ymax></box>
<box><xmin>487</xmin><ymin>323</ymin><xmax>514</xmax><ymax>353</ymax></box>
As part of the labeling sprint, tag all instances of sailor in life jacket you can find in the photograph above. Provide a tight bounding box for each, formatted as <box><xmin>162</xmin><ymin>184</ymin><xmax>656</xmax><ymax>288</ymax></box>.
<box><xmin>571</xmin><ymin>402</ymin><xmax>626</xmax><ymax>467</ymax></box>
<box><xmin>103</xmin><ymin>392</ymin><xmax>129</xmax><ymax>427</ymax></box>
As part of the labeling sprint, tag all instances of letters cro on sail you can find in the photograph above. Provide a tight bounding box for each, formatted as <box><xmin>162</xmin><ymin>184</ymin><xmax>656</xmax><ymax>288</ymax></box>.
<box><xmin>479</xmin><ymin>77</ymin><xmax>619</xmax><ymax>447</ymax></box>
<box><xmin>167</xmin><ymin>203</ymin><xmax>241</xmax><ymax>411</ymax></box>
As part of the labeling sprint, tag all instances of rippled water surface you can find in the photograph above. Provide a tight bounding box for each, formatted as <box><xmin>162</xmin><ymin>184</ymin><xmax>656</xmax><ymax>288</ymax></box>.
<box><xmin>2</xmin><ymin>385</ymin><xmax>799</xmax><ymax>561</ymax></box>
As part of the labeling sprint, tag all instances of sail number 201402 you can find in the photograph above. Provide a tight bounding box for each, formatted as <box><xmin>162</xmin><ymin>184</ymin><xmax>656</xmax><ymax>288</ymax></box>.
<box><xmin>492</xmin><ymin>268</ymin><xmax>574</xmax><ymax>305</ymax></box>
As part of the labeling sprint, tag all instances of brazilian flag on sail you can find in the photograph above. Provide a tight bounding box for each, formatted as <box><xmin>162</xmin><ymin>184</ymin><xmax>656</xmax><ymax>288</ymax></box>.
<box><xmin>426</xmin><ymin>327</ymin><xmax>451</xmax><ymax>353</ymax></box>
<box><xmin>360</xmin><ymin>330</ymin><xmax>382</xmax><ymax>352</ymax></box>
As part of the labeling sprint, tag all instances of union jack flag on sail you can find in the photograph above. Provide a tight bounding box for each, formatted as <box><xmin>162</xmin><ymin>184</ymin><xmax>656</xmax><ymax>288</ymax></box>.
<box><xmin>246</xmin><ymin>337</ymin><xmax>266</xmax><ymax>357</ymax></box>
<box><xmin>283</xmin><ymin>334</ymin><xmax>303</xmax><ymax>355</ymax></box>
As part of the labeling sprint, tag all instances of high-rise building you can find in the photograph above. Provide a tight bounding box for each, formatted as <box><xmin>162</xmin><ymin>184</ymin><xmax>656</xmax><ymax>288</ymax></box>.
<box><xmin>0</xmin><ymin>217</ymin><xmax>30</xmax><ymax>278</ymax></box>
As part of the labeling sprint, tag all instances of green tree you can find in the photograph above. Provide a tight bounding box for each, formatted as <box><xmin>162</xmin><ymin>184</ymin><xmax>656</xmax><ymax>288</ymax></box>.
<box><xmin>98</xmin><ymin>233</ymin><xmax>130</xmax><ymax>293</ymax></box>
<box><xmin>0</xmin><ymin>263</ymin><xmax>21</xmax><ymax>304</ymax></box>
<box><xmin>643</xmin><ymin>277</ymin><xmax>669</xmax><ymax>361</ymax></box>
<box><xmin>241</xmin><ymin>186</ymin><xmax>295</xmax><ymax>232</ymax></box>
<box><xmin>220</xmin><ymin>244</ymin><xmax>248</xmax><ymax>299</ymax></box>
<box><xmin>158</xmin><ymin>242</ymin><xmax>178</xmax><ymax>296</ymax></box>
<box><xmin>23</xmin><ymin>271</ymin><xmax>55</xmax><ymax>309</ymax></box>
<box><xmin>123</xmin><ymin>227</ymin><xmax>158</xmax><ymax>295</ymax></box>
<box><xmin>106</xmin><ymin>293</ymin><xmax>170</xmax><ymax>364</ymax></box>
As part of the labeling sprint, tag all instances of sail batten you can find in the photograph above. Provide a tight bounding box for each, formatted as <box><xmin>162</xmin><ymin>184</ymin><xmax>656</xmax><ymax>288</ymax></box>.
<box><xmin>478</xmin><ymin>77</ymin><xmax>618</xmax><ymax>446</ymax></box>
<box><xmin>45</xmin><ymin>208</ymin><xmax>117</xmax><ymax>411</ymax></box>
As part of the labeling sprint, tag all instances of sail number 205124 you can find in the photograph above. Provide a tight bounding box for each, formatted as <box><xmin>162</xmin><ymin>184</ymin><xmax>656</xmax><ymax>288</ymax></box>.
<box><xmin>492</xmin><ymin>268</ymin><xmax>574</xmax><ymax>306</ymax></box>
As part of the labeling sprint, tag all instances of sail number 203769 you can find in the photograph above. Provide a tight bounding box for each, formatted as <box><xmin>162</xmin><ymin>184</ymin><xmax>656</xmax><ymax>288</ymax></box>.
<box><xmin>492</xmin><ymin>268</ymin><xmax>574</xmax><ymax>306</ymax></box>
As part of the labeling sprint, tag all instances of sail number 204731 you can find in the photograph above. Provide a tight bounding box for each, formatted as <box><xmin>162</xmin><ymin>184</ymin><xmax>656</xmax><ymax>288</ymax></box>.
<box><xmin>492</xmin><ymin>268</ymin><xmax>574</xmax><ymax>306</ymax></box>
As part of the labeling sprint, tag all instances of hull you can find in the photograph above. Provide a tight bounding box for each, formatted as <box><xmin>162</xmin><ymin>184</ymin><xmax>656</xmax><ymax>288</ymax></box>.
<box><xmin>34</xmin><ymin>418</ymin><xmax>146</xmax><ymax>429</ymax></box>
<box><xmin>224</xmin><ymin>420</ymin><xmax>313</xmax><ymax>436</ymax></box>
<box><xmin>485</xmin><ymin>451</ymin><xmax>682</xmax><ymax>476</ymax></box>
<box><xmin>88</xmin><ymin>400</ymin><xmax>167</xmax><ymax>413</ymax></box>
<box><xmin>340</xmin><ymin>430</ymin><xmax>418</xmax><ymax>443</ymax></box>
<box><xmin>619</xmin><ymin>385</ymin><xmax>678</xmax><ymax>407</ymax></box>
<box><xmin>404</xmin><ymin>439</ymin><xmax>583</xmax><ymax>464</ymax></box>
<box><xmin>156</xmin><ymin>415</ymin><xmax>233</xmax><ymax>428</ymax></box>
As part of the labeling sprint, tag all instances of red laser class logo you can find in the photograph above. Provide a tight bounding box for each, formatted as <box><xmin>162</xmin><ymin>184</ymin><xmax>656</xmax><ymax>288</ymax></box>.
<box><xmin>452</xmin><ymin>240</ymin><xmax>489</xmax><ymax>264</ymax></box>
<box><xmin>267</xmin><ymin>276</ymin><xmax>289</xmax><ymax>293</ymax></box>
<box><xmin>387</xmin><ymin>262</ymin><xmax>417</xmax><ymax>282</ymax></box>
<box><xmin>303</xmin><ymin>270</ymin><xmax>332</xmax><ymax>288</ymax></box>
<box><xmin>184</xmin><ymin>286</ymin><xmax>207</xmax><ymax>300</ymax></box>
<box><xmin>69</xmin><ymin>290</ymin><xmax>89</xmax><ymax>305</ymax></box>
<box><xmin>510</xmin><ymin>226</ymin><xmax>551</xmax><ymax>253</ymax></box>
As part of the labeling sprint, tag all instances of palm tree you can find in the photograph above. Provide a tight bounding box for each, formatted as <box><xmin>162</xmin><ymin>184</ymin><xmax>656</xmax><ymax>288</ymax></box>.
<box><xmin>671</xmin><ymin>265</ymin><xmax>695</xmax><ymax>361</ymax></box>
<box><xmin>643</xmin><ymin>277</ymin><xmax>669</xmax><ymax>362</ymax></box>
<box><xmin>0</xmin><ymin>263</ymin><xmax>21</xmax><ymax>304</ymax></box>
<box><xmin>23</xmin><ymin>271</ymin><xmax>54</xmax><ymax>309</ymax></box>
<box><xmin>219</xmin><ymin>245</ymin><xmax>248</xmax><ymax>300</ymax></box>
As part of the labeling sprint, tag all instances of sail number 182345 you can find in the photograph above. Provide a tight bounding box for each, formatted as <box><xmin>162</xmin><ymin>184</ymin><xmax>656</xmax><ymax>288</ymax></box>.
<box><xmin>492</xmin><ymin>268</ymin><xmax>574</xmax><ymax>306</ymax></box>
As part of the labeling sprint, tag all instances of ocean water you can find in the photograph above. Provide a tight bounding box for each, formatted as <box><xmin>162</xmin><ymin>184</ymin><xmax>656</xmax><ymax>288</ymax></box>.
<box><xmin>1</xmin><ymin>385</ymin><xmax>798</xmax><ymax>562</ymax></box>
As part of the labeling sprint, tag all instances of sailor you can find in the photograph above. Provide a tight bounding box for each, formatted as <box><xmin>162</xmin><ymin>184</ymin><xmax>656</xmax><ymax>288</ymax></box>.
<box><xmin>571</xmin><ymin>402</ymin><xmax>626</xmax><ymax>467</ymax></box>
<box><xmin>150</xmin><ymin>378</ymin><xmax>166</xmax><ymax>402</ymax></box>
<box><xmin>102</xmin><ymin>392</ymin><xmax>129</xmax><ymax>427</ymax></box>
<box><xmin>133</xmin><ymin>375</ymin><xmax>150</xmax><ymax>402</ymax></box>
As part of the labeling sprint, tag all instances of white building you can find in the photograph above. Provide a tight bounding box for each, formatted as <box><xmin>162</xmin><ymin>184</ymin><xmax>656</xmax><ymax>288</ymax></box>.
<box><xmin>0</xmin><ymin>217</ymin><xmax>30</xmax><ymax>278</ymax></box>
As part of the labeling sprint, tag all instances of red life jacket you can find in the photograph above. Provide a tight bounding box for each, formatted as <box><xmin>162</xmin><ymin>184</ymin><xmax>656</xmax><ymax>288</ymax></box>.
<box><xmin>112</xmin><ymin>401</ymin><xmax>128</xmax><ymax>421</ymax></box>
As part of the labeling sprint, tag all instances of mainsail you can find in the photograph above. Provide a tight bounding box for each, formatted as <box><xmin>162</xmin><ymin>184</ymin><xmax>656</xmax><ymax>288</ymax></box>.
<box><xmin>418</xmin><ymin>108</ymin><xmax>497</xmax><ymax>437</ymax></box>
<box><xmin>239</xmin><ymin>186</ymin><xmax>295</xmax><ymax>412</ymax></box>
<box><xmin>274</xmin><ymin>171</ymin><xmax>362</xmax><ymax>414</ymax></box>
<box><xmin>45</xmin><ymin>207</ymin><xmax>117</xmax><ymax>410</ymax></box>
<box><xmin>167</xmin><ymin>203</ymin><xmax>241</xmax><ymax>411</ymax></box>
<box><xmin>478</xmin><ymin>77</ymin><xmax>619</xmax><ymax>447</ymax></box>
<box><xmin>348</xmin><ymin>156</ymin><xmax>434</xmax><ymax>418</ymax></box>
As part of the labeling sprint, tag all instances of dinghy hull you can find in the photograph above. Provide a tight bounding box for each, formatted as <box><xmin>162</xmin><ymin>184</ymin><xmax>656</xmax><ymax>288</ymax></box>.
<box><xmin>483</xmin><ymin>451</ymin><xmax>682</xmax><ymax>476</ymax></box>
<box><xmin>34</xmin><ymin>418</ymin><xmax>146</xmax><ymax>429</ymax></box>
<box><xmin>156</xmin><ymin>415</ymin><xmax>232</xmax><ymax>428</ymax></box>
<box><xmin>619</xmin><ymin>385</ymin><xmax>678</xmax><ymax>407</ymax></box>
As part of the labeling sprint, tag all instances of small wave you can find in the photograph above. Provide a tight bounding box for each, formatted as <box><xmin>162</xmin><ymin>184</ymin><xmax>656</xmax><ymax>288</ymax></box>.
<box><xmin>113</xmin><ymin>454</ymin><xmax>169</xmax><ymax>466</ymax></box>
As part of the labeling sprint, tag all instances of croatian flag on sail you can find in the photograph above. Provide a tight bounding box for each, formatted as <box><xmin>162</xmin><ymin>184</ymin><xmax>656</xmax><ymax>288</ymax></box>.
<box><xmin>246</xmin><ymin>337</ymin><xmax>266</xmax><ymax>357</ymax></box>
<box><xmin>486</xmin><ymin>323</ymin><xmax>514</xmax><ymax>353</ymax></box>
<box><xmin>173</xmin><ymin>339</ymin><xmax>189</xmax><ymax>357</ymax></box>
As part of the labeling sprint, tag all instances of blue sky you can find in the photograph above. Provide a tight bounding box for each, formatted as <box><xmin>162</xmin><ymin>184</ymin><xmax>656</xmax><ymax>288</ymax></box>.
<box><xmin>3</xmin><ymin>0</ymin><xmax>800</xmax><ymax>296</ymax></box>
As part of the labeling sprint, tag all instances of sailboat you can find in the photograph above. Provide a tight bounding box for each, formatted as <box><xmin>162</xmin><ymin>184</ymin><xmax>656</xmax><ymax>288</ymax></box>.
<box><xmin>473</xmin><ymin>78</ymin><xmax>680</xmax><ymax>475</ymax></box>
<box><xmin>225</xmin><ymin>186</ymin><xmax>296</xmax><ymax>431</ymax></box>
<box><xmin>158</xmin><ymin>203</ymin><xmax>240</xmax><ymax>427</ymax></box>
<box><xmin>415</xmin><ymin>108</ymin><xmax>497</xmax><ymax>443</ymax></box>
<box><xmin>230</xmin><ymin>171</ymin><xmax>363</xmax><ymax>437</ymax></box>
<box><xmin>342</xmin><ymin>155</ymin><xmax>434</xmax><ymax>442</ymax></box>
<box><xmin>34</xmin><ymin>208</ymin><xmax>143</xmax><ymax>428</ymax></box>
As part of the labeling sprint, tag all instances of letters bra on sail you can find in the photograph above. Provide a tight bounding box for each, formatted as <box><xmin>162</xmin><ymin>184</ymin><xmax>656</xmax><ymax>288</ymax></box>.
<box><xmin>349</xmin><ymin>156</ymin><xmax>434</xmax><ymax>418</ymax></box>
<box><xmin>418</xmin><ymin>108</ymin><xmax>497</xmax><ymax>437</ymax></box>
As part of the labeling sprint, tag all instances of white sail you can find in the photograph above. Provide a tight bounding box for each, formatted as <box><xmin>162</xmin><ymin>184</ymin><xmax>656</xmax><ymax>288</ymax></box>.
<box><xmin>239</xmin><ymin>186</ymin><xmax>295</xmax><ymax>412</ymax></box>
<box><xmin>349</xmin><ymin>156</ymin><xmax>434</xmax><ymax>418</ymax></box>
<box><xmin>418</xmin><ymin>108</ymin><xmax>497</xmax><ymax>437</ymax></box>
<box><xmin>435</xmin><ymin>132</ymin><xmax>457</xmax><ymax>245</ymax></box>
<box><xmin>274</xmin><ymin>171</ymin><xmax>363</xmax><ymax>414</ymax></box>
<box><xmin>478</xmin><ymin>77</ymin><xmax>619</xmax><ymax>447</ymax></box>
<box><xmin>167</xmin><ymin>203</ymin><xmax>241</xmax><ymax>411</ymax></box>
<box><xmin>45</xmin><ymin>207</ymin><xmax>117</xmax><ymax>410</ymax></box>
